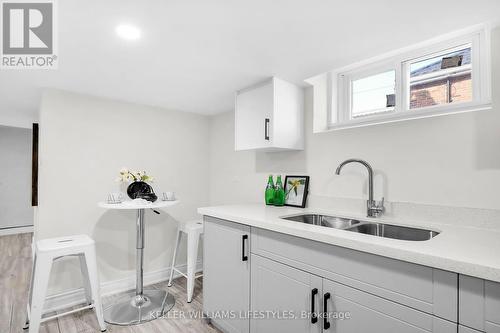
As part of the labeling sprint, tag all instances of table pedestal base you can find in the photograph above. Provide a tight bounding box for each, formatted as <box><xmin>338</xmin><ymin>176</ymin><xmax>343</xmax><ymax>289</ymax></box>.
<box><xmin>103</xmin><ymin>290</ymin><xmax>175</xmax><ymax>326</ymax></box>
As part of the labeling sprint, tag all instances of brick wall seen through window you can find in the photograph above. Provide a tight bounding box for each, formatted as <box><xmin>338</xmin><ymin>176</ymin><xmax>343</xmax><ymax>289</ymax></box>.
<box><xmin>410</xmin><ymin>73</ymin><xmax>472</xmax><ymax>109</ymax></box>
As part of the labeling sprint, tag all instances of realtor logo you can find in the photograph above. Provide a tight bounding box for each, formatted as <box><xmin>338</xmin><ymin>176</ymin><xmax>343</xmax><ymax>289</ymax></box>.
<box><xmin>1</xmin><ymin>0</ymin><xmax>57</xmax><ymax>69</ymax></box>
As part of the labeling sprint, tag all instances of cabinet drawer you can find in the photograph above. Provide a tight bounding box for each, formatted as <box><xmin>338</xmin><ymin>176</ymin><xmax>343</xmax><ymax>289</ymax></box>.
<box><xmin>251</xmin><ymin>227</ymin><xmax>457</xmax><ymax>322</ymax></box>
<box><xmin>324</xmin><ymin>279</ymin><xmax>457</xmax><ymax>333</ymax></box>
<box><xmin>459</xmin><ymin>275</ymin><xmax>500</xmax><ymax>332</ymax></box>
<box><xmin>458</xmin><ymin>324</ymin><xmax>500</xmax><ymax>333</ymax></box>
<box><xmin>459</xmin><ymin>325</ymin><xmax>482</xmax><ymax>333</ymax></box>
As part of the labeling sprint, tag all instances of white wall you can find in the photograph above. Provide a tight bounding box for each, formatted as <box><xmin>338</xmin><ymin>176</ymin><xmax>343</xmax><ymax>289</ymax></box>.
<box><xmin>0</xmin><ymin>126</ymin><xmax>33</xmax><ymax>229</ymax></box>
<box><xmin>209</xmin><ymin>27</ymin><xmax>500</xmax><ymax>215</ymax></box>
<box><xmin>0</xmin><ymin>109</ymin><xmax>38</xmax><ymax>129</ymax></box>
<box><xmin>37</xmin><ymin>89</ymin><xmax>209</xmax><ymax>293</ymax></box>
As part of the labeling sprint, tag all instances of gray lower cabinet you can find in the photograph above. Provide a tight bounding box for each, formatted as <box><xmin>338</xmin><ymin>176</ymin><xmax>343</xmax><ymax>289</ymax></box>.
<box><xmin>202</xmin><ymin>217</ymin><xmax>499</xmax><ymax>333</ymax></box>
<box><xmin>251</xmin><ymin>227</ymin><xmax>458</xmax><ymax>322</ymax></box>
<box><xmin>250</xmin><ymin>254</ymin><xmax>322</xmax><ymax>333</ymax></box>
<box><xmin>251</xmin><ymin>254</ymin><xmax>455</xmax><ymax>333</ymax></box>
<box><xmin>459</xmin><ymin>275</ymin><xmax>500</xmax><ymax>333</ymax></box>
<box><xmin>203</xmin><ymin>217</ymin><xmax>251</xmax><ymax>333</ymax></box>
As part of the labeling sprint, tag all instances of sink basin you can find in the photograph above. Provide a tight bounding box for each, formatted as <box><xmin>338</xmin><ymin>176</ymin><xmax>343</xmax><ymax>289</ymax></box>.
<box><xmin>345</xmin><ymin>223</ymin><xmax>439</xmax><ymax>241</ymax></box>
<box><xmin>282</xmin><ymin>214</ymin><xmax>361</xmax><ymax>229</ymax></box>
<box><xmin>281</xmin><ymin>214</ymin><xmax>439</xmax><ymax>241</ymax></box>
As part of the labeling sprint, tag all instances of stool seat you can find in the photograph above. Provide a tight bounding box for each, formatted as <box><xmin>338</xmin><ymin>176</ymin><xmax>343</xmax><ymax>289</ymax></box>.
<box><xmin>25</xmin><ymin>234</ymin><xmax>106</xmax><ymax>333</ymax></box>
<box><xmin>37</xmin><ymin>234</ymin><xmax>94</xmax><ymax>253</ymax></box>
<box><xmin>178</xmin><ymin>220</ymin><xmax>203</xmax><ymax>233</ymax></box>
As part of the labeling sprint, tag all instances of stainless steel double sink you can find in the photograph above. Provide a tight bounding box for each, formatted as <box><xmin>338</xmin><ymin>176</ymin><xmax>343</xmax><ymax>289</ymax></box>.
<box><xmin>282</xmin><ymin>214</ymin><xmax>439</xmax><ymax>241</ymax></box>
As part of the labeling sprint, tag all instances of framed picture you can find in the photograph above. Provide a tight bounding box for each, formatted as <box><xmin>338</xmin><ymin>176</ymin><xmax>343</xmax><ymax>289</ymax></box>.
<box><xmin>284</xmin><ymin>175</ymin><xmax>310</xmax><ymax>208</ymax></box>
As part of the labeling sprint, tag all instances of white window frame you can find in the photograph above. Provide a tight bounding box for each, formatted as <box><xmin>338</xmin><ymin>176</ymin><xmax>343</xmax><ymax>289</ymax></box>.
<box><xmin>338</xmin><ymin>61</ymin><xmax>400</xmax><ymax>124</ymax></box>
<box><xmin>326</xmin><ymin>24</ymin><xmax>491</xmax><ymax>131</ymax></box>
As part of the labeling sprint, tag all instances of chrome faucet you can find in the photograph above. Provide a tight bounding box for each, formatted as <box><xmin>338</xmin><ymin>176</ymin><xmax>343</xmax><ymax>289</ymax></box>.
<box><xmin>335</xmin><ymin>159</ymin><xmax>385</xmax><ymax>218</ymax></box>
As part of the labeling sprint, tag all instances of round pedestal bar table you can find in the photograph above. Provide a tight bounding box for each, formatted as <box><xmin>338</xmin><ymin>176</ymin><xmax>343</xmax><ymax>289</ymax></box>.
<box><xmin>98</xmin><ymin>200</ymin><xmax>179</xmax><ymax>326</ymax></box>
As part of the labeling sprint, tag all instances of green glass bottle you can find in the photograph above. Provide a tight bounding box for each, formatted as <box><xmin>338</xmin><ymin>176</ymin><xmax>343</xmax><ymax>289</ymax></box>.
<box><xmin>273</xmin><ymin>175</ymin><xmax>285</xmax><ymax>206</ymax></box>
<box><xmin>265</xmin><ymin>175</ymin><xmax>275</xmax><ymax>205</ymax></box>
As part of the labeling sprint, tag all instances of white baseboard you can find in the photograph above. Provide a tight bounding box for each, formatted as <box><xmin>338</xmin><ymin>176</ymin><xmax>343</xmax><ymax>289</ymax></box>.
<box><xmin>43</xmin><ymin>261</ymin><xmax>203</xmax><ymax>314</ymax></box>
<box><xmin>0</xmin><ymin>225</ymin><xmax>34</xmax><ymax>236</ymax></box>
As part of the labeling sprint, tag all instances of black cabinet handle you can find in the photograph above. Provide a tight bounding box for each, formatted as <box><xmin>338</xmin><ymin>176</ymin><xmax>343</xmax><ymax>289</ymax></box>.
<box><xmin>311</xmin><ymin>288</ymin><xmax>318</xmax><ymax>324</ymax></box>
<box><xmin>264</xmin><ymin>118</ymin><xmax>270</xmax><ymax>140</ymax></box>
<box><xmin>242</xmin><ymin>235</ymin><xmax>248</xmax><ymax>261</ymax></box>
<box><xmin>323</xmin><ymin>292</ymin><xmax>331</xmax><ymax>330</ymax></box>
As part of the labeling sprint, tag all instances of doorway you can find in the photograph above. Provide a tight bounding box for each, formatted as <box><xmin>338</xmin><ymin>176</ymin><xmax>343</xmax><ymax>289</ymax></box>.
<box><xmin>0</xmin><ymin>125</ymin><xmax>34</xmax><ymax>232</ymax></box>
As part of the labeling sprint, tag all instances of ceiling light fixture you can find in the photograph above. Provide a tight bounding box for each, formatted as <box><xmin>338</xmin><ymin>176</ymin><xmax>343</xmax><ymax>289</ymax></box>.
<box><xmin>116</xmin><ymin>24</ymin><xmax>141</xmax><ymax>40</ymax></box>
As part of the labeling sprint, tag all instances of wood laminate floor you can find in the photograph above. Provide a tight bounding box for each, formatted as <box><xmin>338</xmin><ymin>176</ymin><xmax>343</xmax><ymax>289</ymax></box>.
<box><xmin>0</xmin><ymin>233</ymin><xmax>220</xmax><ymax>333</ymax></box>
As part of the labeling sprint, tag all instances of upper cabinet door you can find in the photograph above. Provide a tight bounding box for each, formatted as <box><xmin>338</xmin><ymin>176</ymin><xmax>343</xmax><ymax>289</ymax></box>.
<box><xmin>235</xmin><ymin>77</ymin><xmax>304</xmax><ymax>152</ymax></box>
<box><xmin>235</xmin><ymin>80</ymin><xmax>274</xmax><ymax>151</ymax></box>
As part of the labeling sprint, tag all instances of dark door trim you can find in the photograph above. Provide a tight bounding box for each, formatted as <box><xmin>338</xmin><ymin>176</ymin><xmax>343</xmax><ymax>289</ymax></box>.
<box><xmin>32</xmin><ymin>123</ymin><xmax>38</xmax><ymax>206</ymax></box>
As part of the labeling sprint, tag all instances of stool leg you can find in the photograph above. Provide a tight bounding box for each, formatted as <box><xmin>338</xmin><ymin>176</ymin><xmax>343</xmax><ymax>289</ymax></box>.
<box><xmin>168</xmin><ymin>229</ymin><xmax>182</xmax><ymax>287</ymax></box>
<box><xmin>79</xmin><ymin>254</ymin><xmax>92</xmax><ymax>305</ymax></box>
<box><xmin>186</xmin><ymin>231</ymin><xmax>199</xmax><ymax>303</ymax></box>
<box><xmin>23</xmin><ymin>253</ymin><xmax>37</xmax><ymax>329</ymax></box>
<box><xmin>84</xmin><ymin>248</ymin><xmax>106</xmax><ymax>332</ymax></box>
<box><xmin>28</xmin><ymin>253</ymin><xmax>52</xmax><ymax>333</ymax></box>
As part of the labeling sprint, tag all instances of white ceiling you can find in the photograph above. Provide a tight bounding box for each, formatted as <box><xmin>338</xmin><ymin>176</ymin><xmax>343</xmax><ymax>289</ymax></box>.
<box><xmin>1</xmin><ymin>0</ymin><xmax>500</xmax><ymax>120</ymax></box>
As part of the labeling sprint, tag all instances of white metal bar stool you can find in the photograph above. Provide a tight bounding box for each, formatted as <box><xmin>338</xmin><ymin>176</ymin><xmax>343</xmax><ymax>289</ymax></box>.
<box><xmin>24</xmin><ymin>235</ymin><xmax>106</xmax><ymax>333</ymax></box>
<box><xmin>168</xmin><ymin>220</ymin><xmax>203</xmax><ymax>303</ymax></box>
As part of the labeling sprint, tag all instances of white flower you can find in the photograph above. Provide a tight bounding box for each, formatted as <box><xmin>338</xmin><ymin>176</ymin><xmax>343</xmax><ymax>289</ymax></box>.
<box><xmin>116</xmin><ymin>168</ymin><xmax>153</xmax><ymax>183</ymax></box>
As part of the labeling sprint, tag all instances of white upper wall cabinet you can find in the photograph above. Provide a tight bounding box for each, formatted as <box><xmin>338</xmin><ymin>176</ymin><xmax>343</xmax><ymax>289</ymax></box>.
<box><xmin>235</xmin><ymin>77</ymin><xmax>304</xmax><ymax>151</ymax></box>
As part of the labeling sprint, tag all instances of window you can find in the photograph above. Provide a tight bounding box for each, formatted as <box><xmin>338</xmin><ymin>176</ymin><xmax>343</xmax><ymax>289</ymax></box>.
<box><xmin>408</xmin><ymin>45</ymin><xmax>472</xmax><ymax>109</ymax></box>
<box><xmin>311</xmin><ymin>25</ymin><xmax>492</xmax><ymax>131</ymax></box>
<box><xmin>351</xmin><ymin>70</ymin><xmax>396</xmax><ymax>118</ymax></box>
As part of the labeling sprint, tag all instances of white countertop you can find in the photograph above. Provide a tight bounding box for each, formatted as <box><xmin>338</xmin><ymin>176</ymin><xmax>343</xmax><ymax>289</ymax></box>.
<box><xmin>198</xmin><ymin>203</ymin><xmax>500</xmax><ymax>283</ymax></box>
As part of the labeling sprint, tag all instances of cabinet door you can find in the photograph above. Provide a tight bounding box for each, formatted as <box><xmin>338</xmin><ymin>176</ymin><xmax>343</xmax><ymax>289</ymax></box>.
<box><xmin>250</xmin><ymin>255</ymin><xmax>322</xmax><ymax>333</ymax></box>
<box><xmin>203</xmin><ymin>217</ymin><xmax>250</xmax><ymax>333</ymax></box>
<box><xmin>459</xmin><ymin>275</ymin><xmax>500</xmax><ymax>332</ymax></box>
<box><xmin>235</xmin><ymin>80</ymin><xmax>273</xmax><ymax>150</ymax></box>
<box><xmin>322</xmin><ymin>279</ymin><xmax>456</xmax><ymax>333</ymax></box>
